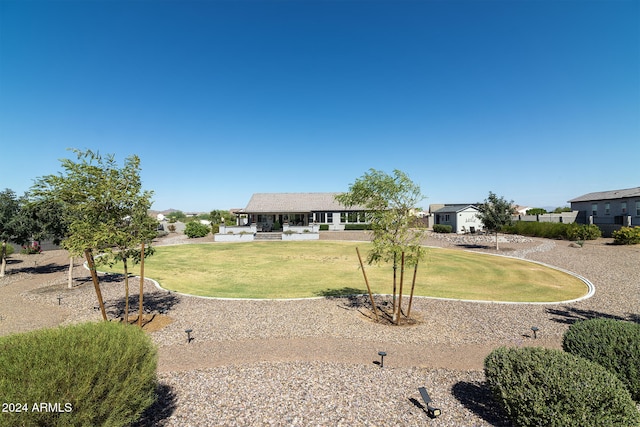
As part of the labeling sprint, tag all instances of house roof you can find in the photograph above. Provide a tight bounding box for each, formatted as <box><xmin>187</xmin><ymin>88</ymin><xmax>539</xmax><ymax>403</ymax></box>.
<box><xmin>243</xmin><ymin>192</ymin><xmax>364</xmax><ymax>213</ymax></box>
<box><xmin>433</xmin><ymin>204</ymin><xmax>479</xmax><ymax>214</ymax></box>
<box><xmin>568</xmin><ymin>187</ymin><xmax>640</xmax><ymax>203</ymax></box>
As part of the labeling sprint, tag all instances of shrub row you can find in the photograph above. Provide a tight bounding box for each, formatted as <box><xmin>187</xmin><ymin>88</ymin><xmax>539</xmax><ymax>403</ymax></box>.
<box><xmin>612</xmin><ymin>226</ymin><xmax>640</xmax><ymax>245</ymax></box>
<box><xmin>344</xmin><ymin>223</ymin><xmax>372</xmax><ymax>230</ymax></box>
<box><xmin>503</xmin><ymin>221</ymin><xmax>601</xmax><ymax>240</ymax></box>
<box><xmin>432</xmin><ymin>224</ymin><xmax>453</xmax><ymax>233</ymax></box>
<box><xmin>0</xmin><ymin>322</ymin><xmax>157</xmax><ymax>427</ymax></box>
<box><xmin>485</xmin><ymin>318</ymin><xmax>640</xmax><ymax>426</ymax></box>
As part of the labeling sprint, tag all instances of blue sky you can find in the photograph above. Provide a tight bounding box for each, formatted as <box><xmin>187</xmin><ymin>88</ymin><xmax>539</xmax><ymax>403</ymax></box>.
<box><xmin>1</xmin><ymin>0</ymin><xmax>638</xmax><ymax>212</ymax></box>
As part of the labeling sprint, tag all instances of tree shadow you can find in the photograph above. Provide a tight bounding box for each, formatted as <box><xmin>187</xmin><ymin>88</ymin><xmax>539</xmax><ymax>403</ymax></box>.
<box><xmin>546</xmin><ymin>306</ymin><xmax>640</xmax><ymax>325</ymax></box>
<box><xmin>106</xmin><ymin>291</ymin><xmax>181</xmax><ymax>318</ymax></box>
<box><xmin>133</xmin><ymin>382</ymin><xmax>178</xmax><ymax>427</ymax></box>
<box><xmin>316</xmin><ymin>289</ymin><xmax>414</xmax><ymax>325</ymax></box>
<box><xmin>451</xmin><ymin>381</ymin><xmax>512</xmax><ymax>426</ymax></box>
<box><xmin>5</xmin><ymin>258</ymin><xmax>69</xmax><ymax>275</ymax></box>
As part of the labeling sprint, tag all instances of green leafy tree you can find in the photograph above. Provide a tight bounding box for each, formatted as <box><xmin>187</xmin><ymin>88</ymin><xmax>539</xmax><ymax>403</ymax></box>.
<box><xmin>104</xmin><ymin>162</ymin><xmax>157</xmax><ymax>324</ymax></box>
<box><xmin>525</xmin><ymin>208</ymin><xmax>547</xmax><ymax>215</ymax></box>
<box><xmin>336</xmin><ymin>169</ymin><xmax>425</xmax><ymax>324</ymax></box>
<box><xmin>21</xmin><ymin>195</ymin><xmax>73</xmax><ymax>286</ymax></box>
<box><xmin>553</xmin><ymin>206</ymin><xmax>572</xmax><ymax>213</ymax></box>
<box><xmin>210</xmin><ymin>209</ymin><xmax>236</xmax><ymax>225</ymax></box>
<box><xmin>0</xmin><ymin>189</ymin><xmax>30</xmax><ymax>276</ymax></box>
<box><xmin>31</xmin><ymin>149</ymin><xmax>155</xmax><ymax>321</ymax></box>
<box><xmin>476</xmin><ymin>192</ymin><xmax>515</xmax><ymax>250</ymax></box>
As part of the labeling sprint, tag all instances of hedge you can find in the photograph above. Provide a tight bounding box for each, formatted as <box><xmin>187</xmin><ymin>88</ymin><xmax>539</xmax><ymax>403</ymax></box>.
<box><xmin>0</xmin><ymin>322</ymin><xmax>158</xmax><ymax>427</ymax></box>
<box><xmin>563</xmin><ymin>318</ymin><xmax>640</xmax><ymax>401</ymax></box>
<box><xmin>432</xmin><ymin>224</ymin><xmax>452</xmax><ymax>233</ymax></box>
<box><xmin>484</xmin><ymin>346</ymin><xmax>640</xmax><ymax>426</ymax></box>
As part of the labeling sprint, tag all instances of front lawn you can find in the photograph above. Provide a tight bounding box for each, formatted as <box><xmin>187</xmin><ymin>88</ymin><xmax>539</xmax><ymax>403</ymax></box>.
<box><xmin>105</xmin><ymin>241</ymin><xmax>588</xmax><ymax>301</ymax></box>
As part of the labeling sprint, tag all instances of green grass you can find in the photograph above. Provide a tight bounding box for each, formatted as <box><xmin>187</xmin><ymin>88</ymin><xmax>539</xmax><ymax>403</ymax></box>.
<box><xmin>105</xmin><ymin>241</ymin><xmax>588</xmax><ymax>302</ymax></box>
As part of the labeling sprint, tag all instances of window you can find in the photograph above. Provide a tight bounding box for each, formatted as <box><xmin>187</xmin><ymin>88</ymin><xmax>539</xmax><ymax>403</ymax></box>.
<box><xmin>605</xmin><ymin>203</ymin><xmax>610</xmax><ymax>215</ymax></box>
<box><xmin>443</xmin><ymin>214</ymin><xmax>451</xmax><ymax>222</ymax></box>
<box><xmin>591</xmin><ymin>203</ymin><xmax>598</xmax><ymax>217</ymax></box>
<box><xmin>327</xmin><ymin>212</ymin><xmax>333</xmax><ymax>223</ymax></box>
<box><xmin>621</xmin><ymin>202</ymin><xmax>627</xmax><ymax>214</ymax></box>
<box><xmin>636</xmin><ymin>201</ymin><xmax>640</xmax><ymax>216</ymax></box>
<box><xmin>315</xmin><ymin>212</ymin><xmax>326</xmax><ymax>223</ymax></box>
<box><xmin>340</xmin><ymin>212</ymin><xmax>346</xmax><ymax>223</ymax></box>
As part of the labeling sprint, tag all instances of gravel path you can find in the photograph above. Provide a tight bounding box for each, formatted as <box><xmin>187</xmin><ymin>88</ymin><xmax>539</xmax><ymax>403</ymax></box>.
<box><xmin>1</xmin><ymin>232</ymin><xmax>638</xmax><ymax>426</ymax></box>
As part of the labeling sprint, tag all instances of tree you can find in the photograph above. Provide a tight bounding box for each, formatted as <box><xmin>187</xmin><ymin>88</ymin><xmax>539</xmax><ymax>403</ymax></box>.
<box><xmin>525</xmin><ymin>208</ymin><xmax>547</xmax><ymax>215</ymax></box>
<box><xmin>476</xmin><ymin>192</ymin><xmax>514</xmax><ymax>250</ymax></box>
<box><xmin>336</xmin><ymin>169</ymin><xmax>425</xmax><ymax>324</ymax></box>
<box><xmin>31</xmin><ymin>149</ymin><xmax>155</xmax><ymax>321</ymax></box>
<box><xmin>209</xmin><ymin>209</ymin><xmax>236</xmax><ymax>225</ymax></box>
<box><xmin>104</xmin><ymin>159</ymin><xmax>157</xmax><ymax>324</ymax></box>
<box><xmin>0</xmin><ymin>189</ymin><xmax>28</xmax><ymax>276</ymax></box>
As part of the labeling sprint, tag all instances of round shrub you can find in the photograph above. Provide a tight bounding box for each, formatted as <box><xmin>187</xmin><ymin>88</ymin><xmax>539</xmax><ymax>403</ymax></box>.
<box><xmin>563</xmin><ymin>318</ymin><xmax>640</xmax><ymax>401</ymax></box>
<box><xmin>565</xmin><ymin>223</ymin><xmax>601</xmax><ymax>241</ymax></box>
<box><xmin>484</xmin><ymin>346</ymin><xmax>640</xmax><ymax>427</ymax></box>
<box><xmin>0</xmin><ymin>322</ymin><xmax>157</xmax><ymax>427</ymax></box>
<box><xmin>184</xmin><ymin>221</ymin><xmax>210</xmax><ymax>238</ymax></box>
<box><xmin>432</xmin><ymin>224</ymin><xmax>452</xmax><ymax>233</ymax></box>
<box><xmin>612</xmin><ymin>226</ymin><xmax>640</xmax><ymax>245</ymax></box>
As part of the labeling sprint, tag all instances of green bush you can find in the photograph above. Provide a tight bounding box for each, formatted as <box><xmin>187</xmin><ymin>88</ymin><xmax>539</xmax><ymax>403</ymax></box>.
<box><xmin>503</xmin><ymin>222</ymin><xmax>600</xmax><ymax>240</ymax></box>
<box><xmin>484</xmin><ymin>346</ymin><xmax>640</xmax><ymax>427</ymax></box>
<box><xmin>565</xmin><ymin>223</ymin><xmax>601</xmax><ymax>240</ymax></box>
<box><xmin>184</xmin><ymin>221</ymin><xmax>210</xmax><ymax>238</ymax></box>
<box><xmin>210</xmin><ymin>223</ymin><xmax>220</xmax><ymax>234</ymax></box>
<box><xmin>612</xmin><ymin>226</ymin><xmax>640</xmax><ymax>245</ymax></box>
<box><xmin>319</xmin><ymin>224</ymin><xmax>329</xmax><ymax>231</ymax></box>
<box><xmin>432</xmin><ymin>224</ymin><xmax>453</xmax><ymax>233</ymax></box>
<box><xmin>344</xmin><ymin>224</ymin><xmax>372</xmax><ymax>230</ymax></box>
<box><xmin>0</xmin><ymin>322</ymin><xmax>157</xmax><ymax>427</ymax></box>
<box><xmin>563</xmin><ymin>318</ymin><xmax>640</xmax><ymax>401</ymax></box>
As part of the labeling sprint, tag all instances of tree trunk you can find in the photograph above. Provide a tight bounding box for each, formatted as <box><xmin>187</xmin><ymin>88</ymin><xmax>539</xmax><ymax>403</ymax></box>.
<box><xmin>356</xmin><ymin>247</ymin><xmax>379</xmax><ymax>322</ymax></box>
<box><xmin>495</xmin><ymin>231</ymin><xmax>499</xmax><ymax>251</ymax></box>
<box><xmin>396</xmin><ymin>252</ymin><xmax>405</xmax><ymax>325</ymax></box>
<box><xmin>406</xmin><ymin>259</ymin><xmax>419</xmax><ymax>318</ymax></box>
<box><xmin>392</xmin><ymin>252</ymin><xmax>397</xmax><ymax>323</ymax></box>
<box><xmin>67</xmin><ymin>256</ymin><xmax>74</xmax><ymax>289</ymax></box>
<box><xmin>84</xmin><ymin>249</ymin><xmax>108</xmax><ymax>321</ymax></box>
<box><xmin>123</xmin><ymin>257</ymin><xmax>129</xmax><ymax>324</ymax></box>
<box><xmin>138</xmin><ymin>242</ymin><xmax>145</xmax><ymax>328</ymax></box>
<box><xmin>0</xmin><ymin>241</ymin><xmax>6</xmax><ymax>277</ymax></box>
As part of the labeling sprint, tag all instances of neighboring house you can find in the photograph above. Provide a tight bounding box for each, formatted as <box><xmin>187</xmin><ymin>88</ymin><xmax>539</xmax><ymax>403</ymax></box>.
<box><xmin>432</xmin><ymin>204</ymin><xmax>483</xmax><ymax>234</ymax></box>
<box><xmin>568</xmin><ymin>187</ymin><xmax>640</xmax><ymax>232</ymax></box>
<box><xmin>240</xmin><ymin>192</ymin><xmax>367</xmax><ymax>231</ymax></box>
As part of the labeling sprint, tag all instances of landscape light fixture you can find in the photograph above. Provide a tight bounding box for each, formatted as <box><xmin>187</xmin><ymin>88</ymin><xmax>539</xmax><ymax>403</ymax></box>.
<box><xmin>378</xmin><ymin>351</ymin><xmax>387</xmax><ymax>368</ymax></box>
<box><xmin>57</xmin><ymin>295</ymin><xmax>62</xmax><ymax>305</ymax></box>
<box><xmin>185</xmin><ymin>329</ymin><xmax>193</xmax><ymax>343</ymax></box>
<box><xmin>531</xmin><ymin>326</ymin><xmax>539</xmax><ymax>339</ymax></box>
<box><xmin>418</xmin><ymin>387</ymin><xmax>442</xmax><ymax>418</ymax></box>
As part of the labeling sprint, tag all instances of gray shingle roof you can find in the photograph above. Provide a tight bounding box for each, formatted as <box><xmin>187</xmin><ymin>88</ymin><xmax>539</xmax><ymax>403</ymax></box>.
<box><xmin>244</xmin><ymin>193</ymin><xmax>363</xmax><ymax>213</ymax></box>
<box><xmin>432</xmin><ymin>204</ymin><xmax>479</xmax><ymax>214</ymax></box>
<box><xmin>568</xmin><ymin>187</ymin><xmax>640</xmax><ymax>203</ymax></box>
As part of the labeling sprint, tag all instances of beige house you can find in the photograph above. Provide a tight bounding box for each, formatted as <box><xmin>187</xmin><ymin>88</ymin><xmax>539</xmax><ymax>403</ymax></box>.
<box><xmin>240</xmin><ymin>192</ymin><xmax>367</xmax><ymax>231</ymax></box>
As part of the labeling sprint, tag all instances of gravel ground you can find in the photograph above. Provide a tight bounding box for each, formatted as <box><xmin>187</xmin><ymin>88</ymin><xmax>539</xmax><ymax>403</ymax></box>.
<box><xmin>1</xmin><ymin>231</ymin><xmax>638</xmax><ymax>426</ymax></box>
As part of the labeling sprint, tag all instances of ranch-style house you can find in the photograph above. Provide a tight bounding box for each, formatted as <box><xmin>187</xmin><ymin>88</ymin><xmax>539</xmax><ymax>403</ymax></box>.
<box><xmin>239</xmin><ymin>192</ymin><xmax>367</xmax><ymax>231</ymax></box>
